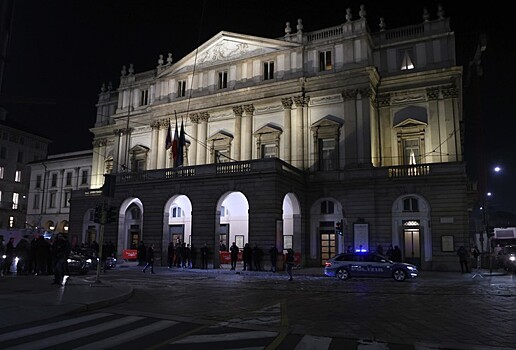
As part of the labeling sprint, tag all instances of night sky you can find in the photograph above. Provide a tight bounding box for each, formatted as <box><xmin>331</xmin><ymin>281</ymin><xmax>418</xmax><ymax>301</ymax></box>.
<box><xmin>1</xmin><ymin>1</ymin><xmax>514</xmax><ymax>214</ymax></box>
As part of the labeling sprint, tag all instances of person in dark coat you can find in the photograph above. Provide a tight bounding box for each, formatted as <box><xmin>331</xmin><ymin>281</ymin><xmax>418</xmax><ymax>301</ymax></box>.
<box><xmin>167</xmin><ymin>241</ymin><xmax>175</xmax><ymax>268</ymax></box>
<box><xmin>285</xmin><ymin>248</ymin><xmax>295</xmax><ymax>281</ymax></box>
<box><xmin>200</xmin><ymin>243</ymin><xmax>209</xmax><ymax>269</ymax></box>
<box><xmin>457</xmin><ymin>246</ymin><xmax>470</xmax><ymax>273</ymax></box>
<box><xmin>269</xmin><ymin>244</ymin><xmax>278</xmax><ymax>272</ymax></box>
<box><xmin>252</xmin><ymin>243</ymin><xmax>263</xmax><ymax>271</ymax></box>
<box><xmin>229</xmin><ymin>242</ymin><xmax>239</xmax><ymax>270</ymax></box>
<box><xmin>137</xmin><ymin>241</ymin><xmax>147</xmax><ymax>266</ymax></box>
<box><xmin>52</xmin><ymin>234</ymin><xmax>71</xmax><ymax>285</ymax></box>
<box><xmin>35</xmin><ymin>235</ymin><xmax>50</xmax><ymax>275</ymax></box>
<box><xmin>142</xmin><ymin>244</ymin><xmax>155</xmax><ymax>274</ymax></box>
<box><xmin>242</xmin><ymin>243</ymin><xmax>252</xmax><ymax>271</ymax></box>
<box><xmin>15</xmin><ymin>238</ymin><xmax>31</xmax><ymax>275</ymax></box>
<box><xmin>391</xmin><ymin>245</ymin><xmax>402</xmax><ymax>262</ymax></box>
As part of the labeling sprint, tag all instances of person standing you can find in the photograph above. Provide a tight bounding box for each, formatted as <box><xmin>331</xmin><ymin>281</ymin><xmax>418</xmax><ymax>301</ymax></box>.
<box><xmin>167</xmin><ymin>241</ymin><xmax>175</xmax><ymax>268</ymax></box>
<box><xmin>457</xmin><ymin>246</ymin><xmax>470</xmax><ymax>273</ymax></box>
<box><xmin>243</xmin><ymin>243</ymin><xmax>252</xmax><ymax>271</ymax></box>
<box><xmin>269</xmin><ymin>244</ymin><xmax>278</xmax><ymax>272</ymax></box>
<box><xmin>230</xmin><ymin>242</ymin><xmax>239</xmax><ymax>270</ymax></box>
<box><xmin>285</xmin><ymin>248</ymin><xmax>295</xmax><ymax>281</ymax></box>
<box><xmin>142</xmin><ymin>243</ymin><xmax>155</xmax><ymax>274</ymax></box>
<box><xmin>252</xmin><ymin>243</ymin><xmax>263</xmax><ymax>271</ymax></box>
<box><xmin>137</xmin><ymin>241</ymin><xmax>147</xmax><ymax>266</ymax></box>
<box><xmin>391</xmin><ymin>245</ymin><xmax>402</xmax><ymax>262</ymax></box>
<box><xmin>200</xmin><ymin>243</ymin><xmax>209</xmax><ymax>269</ymax></box>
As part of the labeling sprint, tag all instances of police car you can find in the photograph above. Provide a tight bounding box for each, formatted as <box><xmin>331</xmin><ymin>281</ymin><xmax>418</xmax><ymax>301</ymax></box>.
<box><xmin>324</xmin><ymin>252</ymin><xmax>419</xmax><ymax>282</ymax></box>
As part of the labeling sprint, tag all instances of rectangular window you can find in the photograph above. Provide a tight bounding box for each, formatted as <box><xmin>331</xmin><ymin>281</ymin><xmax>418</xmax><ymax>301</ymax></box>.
<box><xmin>261</xmin><ymin>144</ymin><xmax>276</xmax><ymax>158</ymax></box>
<box><xmin>0</xmin><ymin>166</ymin><xmax>4</xmax><ymax>179</ymax></box>
<box><xmin>66</xmin><ymin>172</ymin><xmax>73</xmax><ymax>186</ymax></box>
<box><xmin>403</xmin><ymin>139</ymin><xmax>420</xmax><ymax>165</ymax></box>
<box><xmin>263</xmin><ymin>61</ymin><xmax>274</xmax><ymax>80</ymax></box>
<box><xmin>12</xmin><ymin>192</ymin><xmax>19</xmax><ymax>210</ymax></box>
<box><xmin>319</xmin><ymin>50</ymin><xmax>332</xmax><ymax>71</ymax></box>
<box><xmin>49</xmin><ymin>192</ymin><xmax>56</xmax><ymax>208</ymax></box>
<box><xmin>36</xmin><ymin>174</ymin><xmax>42</xmax><ymax>188</ymax></box>
<box><xmin>64</xmin><ymin>191</ymin><xmax>71</xmax><ymax>207</ymax></box>
<box><xmin>15</xmin><ymin>170</ymin><xmax>22</xmax><ymax>182</ymax></box>
<box><xmin>319</xmin><ymin>138</ymin><xmax>337</xmax><ymax>171</ymax></box>
<box><xmin>0</xmin><ymin>190</ymin><xmax>2</xmax><ymax>202</ymax></box>
<box><xmin>215</xmin><ymin>150</ymin><xmax>230</xmax><ymax>163</ymax></box>
<box><xmin>140</xmin><ymin>89</ymin><xmax>149</xmax><ymax>106</ymax></box>
<box><xmin>51</xmin><ymin>173</ymin><xmax>57</xmax><ymax>187</ymax></box>
<box><xmin>0</xmin><ymin>146</ymin><xmax>6</xmax><ymax>159</ymax></box>
<box><xmin>400</xmin><ymin>49</ymin><xmax>415</xmax><ymax>70</ymax></box>
<box><xmin>321</xmin><ymin>200</ymin><xmax>335</xmax><ymax>214</ymax></box>
<box><xmin>177</xmin><ymin>80</ymin><xmax>186</xmax><ymax>97</ymax></box>
<box><xmin>33</xmin><ymin>193</ymin><xmax>40</xmax><ymax>210</ymax></box>
<box><xmin>218</xmin><ymin>70</ymin><xmax>228</xmax><ymax>89</ymax></box>
<box><xmin>81</xmin><ymin>170</ymin><xmax>88</xmax><ymax>185</ymax></box>
<box><xmin>17</xmin><ymin>151</ymin><xmax>23</xmax><ymax>163</ymax></box>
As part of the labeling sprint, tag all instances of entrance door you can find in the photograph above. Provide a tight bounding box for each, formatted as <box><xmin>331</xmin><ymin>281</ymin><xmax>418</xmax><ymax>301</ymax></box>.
<box><xmin>403</xmin><ymin>227</ymin><xmax>421</xmax><ymax>267</ymax></box>
<box><xmin>129</xmin><ymin>224</ymin><xmax>141</xmax><ymax>248</ymax></box>
<box><xmin>169</xmin><ymin>224</ymin><xmax>184</xmax><ymax>245</ymax></box>
<box><xmin>320</xmin><ymin>221</ymin><xmax>337</xmax><ymax>266</ymax></box>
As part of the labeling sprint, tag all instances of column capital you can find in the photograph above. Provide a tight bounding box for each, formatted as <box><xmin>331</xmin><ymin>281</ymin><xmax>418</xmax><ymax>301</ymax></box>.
<box><xmin>281</xmin><ymin>97</ymin><xmax>293</xmax><ymax>109</ymax></box>
<box><xmin>426</xmin><ymin>87</ymin><xmax>440</xmax><ymax>100</ymax></box>
<box><xmin>233</xmin><ymin>105</ymin><xmax>244</xmax><ymax>116</ymax></box>
<box><xmin>243</xmin><ymin>104</ymin><xmax>255</xmax><ymax>115</ymax></box>
<box><xmin>293</xmin><ymin>95</ymin><xmax>310</xmax><ymax>107</ymax></box>
<box><xmin>199</xmin><ymin>112</ymin><xmax>210</xmax><ymax>122</ymax></box>
<box><xmin>189</xmin><ymin>113</ymin><xmax>200</xmax><ymax>124</ymax></box>
<box><xmin>92</xmin><ymin>138</ymin><xmax>107</xmax><ymax>147</ymax></box>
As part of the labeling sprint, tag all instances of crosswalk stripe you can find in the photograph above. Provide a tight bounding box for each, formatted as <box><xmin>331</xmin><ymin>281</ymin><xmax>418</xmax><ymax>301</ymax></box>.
<box><xmin>3</xmin><ymin>315</ymin><xmax>144</xmax><ymax>350</ymax></box>
<box><xmin>72</xmin><ymin>319</ymin><xmax>177</xmax><ymax>350</ymax></box>
<box><xmin>294</xmin><ymin>335</ymin><xmax>332</xmax><ymax>350</ymax></box>
<box><xmin>171</xmin><ymin>330</ymin><xmax>278</xmax><ymax>344</ymax></box>
<box><xmin>0</xmin><ymin>313</ymin><xmax>112</xmax><ymax>342</ymax></box>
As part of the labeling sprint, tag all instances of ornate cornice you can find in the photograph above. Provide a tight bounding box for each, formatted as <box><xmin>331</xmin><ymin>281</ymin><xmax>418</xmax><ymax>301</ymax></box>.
<box><xmin>92</xmin><ymin>138</ymin><xmax>107</xmax><ymax>147</ymax></box>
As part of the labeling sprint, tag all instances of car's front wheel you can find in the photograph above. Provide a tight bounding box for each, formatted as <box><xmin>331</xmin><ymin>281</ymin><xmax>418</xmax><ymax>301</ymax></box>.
<box><xmin>393</xmin><ymin>269</ymin><xmax>407</xmax><ymax>281</ymax></box>
<box><xmin>337</xmin><ymin>268</ymin><xmax>350</xmax><ymax>280</ymax></box>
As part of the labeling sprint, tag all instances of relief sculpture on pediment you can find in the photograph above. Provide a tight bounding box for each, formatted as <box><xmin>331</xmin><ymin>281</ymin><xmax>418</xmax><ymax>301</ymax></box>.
<box><xmin>199</xmin><ymin>41</ymin><xmax>250</xmax><ymax>63</ymax></box>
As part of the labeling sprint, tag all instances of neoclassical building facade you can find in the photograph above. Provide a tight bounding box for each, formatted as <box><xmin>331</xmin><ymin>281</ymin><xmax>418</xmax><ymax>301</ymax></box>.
<box><xmin>70</xmin><ymin>5</ymin><xmax>472</xmax><ymax>271</ymax></box>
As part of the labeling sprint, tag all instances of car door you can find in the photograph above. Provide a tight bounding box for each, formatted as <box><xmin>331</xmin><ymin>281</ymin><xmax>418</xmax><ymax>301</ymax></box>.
<box><xmin>366</xmin><ymin>254</ymin><xmax>391</xmax><ymax>277</ymax></box>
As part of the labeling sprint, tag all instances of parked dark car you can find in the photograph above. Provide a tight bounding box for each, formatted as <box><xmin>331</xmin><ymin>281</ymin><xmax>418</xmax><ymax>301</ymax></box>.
<box><xmin>75</xmin><ymin>248</ymin><xmax>117</xmax><ymax>271</ymax></box>
<box><xmin>324</xmin><ymin>252</ymin><xmax>419</xmax><ymax>282</ymax></box>
<box><xmin>66</xmin><ymin>251</ymin><xmax>92</xmax><ymax>275</ymax></box>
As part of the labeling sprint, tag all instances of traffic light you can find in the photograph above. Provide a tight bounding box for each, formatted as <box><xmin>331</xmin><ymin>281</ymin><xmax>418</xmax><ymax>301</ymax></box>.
<box><xmin>106</xmin><ymin>205</ymin><xmax>118</xmax><ymax>224</ymax></box>
<box><xmin>335</xmin><ymin>220</ymin><xmax>343</xmax><ymax>235</ymax></box>
<box><xmin>93</xmin><ymin>204</ymin><xmax>103</xmax><ymax>223</ymax></box>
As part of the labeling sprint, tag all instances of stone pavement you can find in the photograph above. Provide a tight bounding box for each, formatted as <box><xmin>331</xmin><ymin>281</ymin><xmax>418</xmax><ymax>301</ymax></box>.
<box><xmin>0</xmin><ymin>264</ymin><xmax>514</xmax><ymax>331</ymax></box>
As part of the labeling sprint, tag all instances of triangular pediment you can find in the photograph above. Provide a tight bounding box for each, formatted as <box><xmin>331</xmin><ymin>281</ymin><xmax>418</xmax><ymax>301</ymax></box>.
<box><xmin>158</xmin><ymin>31</ymin><xmax>300</xmax><ymax>77</ymax></box>
<box><xmin>393</xmin><ymin>118</ymin><xmax>427</xmax><ymax>128</ymax></box>
<box><xmin>311</xmin><ymin>115</ymin><xmax>343</xmax><ymax>128</ymax></box>
<box><xmin>393</xmin><ymin>106</ymin><xmax>428</xmax><ymax>127</ymax></box>
<box><xmin>208</xmin><ymin>130</ymin><xmax>233</xmax><ymax>142</ymax></box>
<box><xmin>255</xmin><ymin>123</ymin><xmax>283</xmax><ymax>135</ymax></box>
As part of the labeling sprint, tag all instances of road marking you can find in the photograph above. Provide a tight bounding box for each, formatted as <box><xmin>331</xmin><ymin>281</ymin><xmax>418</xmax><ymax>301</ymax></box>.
<box><xmin>171</xmin><ymin>330</ymin><xmax>277</xmax><ymax>344</ymax></box>
<box><xmin>294</xmin><ymin>335</ymin><xmax>332</xmax><ymax>350</ymax></box>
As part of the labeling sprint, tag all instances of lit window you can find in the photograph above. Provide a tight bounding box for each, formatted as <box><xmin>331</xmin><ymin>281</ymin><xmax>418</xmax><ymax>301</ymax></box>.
<box><xmin>319</xmin><ymin>50</ymin><xmax>332</xmax><ymax>71</ymax></box>
<box><xmin>319</xmin><ymin>138</ymin><xmax>337</xmax><ymax>171</ymax></box>
<box><xmin>12</xmin><ymin>192</ymin><xmax>19</xmax><ymax>209</ymax></box>
<box><xmin>15</xmin><ymin>170</ymin><xmax>22</xmax><ymax>182</ymax></box>
<box><xmin>177</xmin><ymin>80</ymin><xmax>186</xmax><ymax>97</ymax></box>
<box><xmin>140</xmin><ymin>89</ymin><xmax>149</xmax><ymax>106</ymax></box>
<box><xmin>218</xmin><ymin>70</ymin><xmax>228</xmax><ymax>89</ymax></box>
<box><xmin>0</xmin><ymin>166</ymin><xmax>4</xmax><ymax>179</ymax></box>
<box><xmin>9</xmin><ymin>216</ymin><xmax>14</xmax><ymax>228</ymax></box>
<box><xmin>264</xmin><ymin>61</ymin><xmax>274</xmax><ymax>80</ymax></box>
<box><xmin>403</xmin><ymin>139</ymin><xmax>420</xmax><ymax>165</ymax></box>
<box><xmin>261</xmin><ymin>144</ymin><xmax>276</xmax><ymax>158</ymax></box>
<box><xmin>220</xmin><ymin>205</ymin><xmax>227</xmax><ymax>217</ymax></box>
<box><xmin>64</xmin><ymin>192</ymin><xmax>71</xmax><ymax>207</ymax></box>
<box><xmin>400</xmin><ymin>50</ymin><xmax>415</xmax><ymax>70</ymax></box>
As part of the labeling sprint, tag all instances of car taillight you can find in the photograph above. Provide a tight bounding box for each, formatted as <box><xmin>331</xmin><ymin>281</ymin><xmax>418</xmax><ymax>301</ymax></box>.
<box><xmin>325</xmin><ymin>262</ymin><xmax>332</xmax><ymax>267</ymax></box>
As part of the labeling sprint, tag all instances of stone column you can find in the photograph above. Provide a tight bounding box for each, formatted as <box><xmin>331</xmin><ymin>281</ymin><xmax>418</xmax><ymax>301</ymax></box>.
<box><xmin>113</xmin><ymin>129</ymin><xmax>122</xmax><ymax>172</ymax></box>
<box><xmin>158</xmin><ymin>120</ymin><xmax>168</xmax><ymax>169</ymax></box>
<box><xmin>232</xmin><ymin>106</ymin><xmax>243</xmax><ymax>161</ymax></box>
<box><xmin>281</xmin><ymin>98</ymin><xmax>293</xmax><ymax>163</ymax></box>
<box><xmin>293</xmin><ymin>95</ymin><xmax>309</xmax><ymax>169</ymax></box>
<box><xmin>150</xmin><ymin>121</ymin><xmax>160</xmax><ymax>169</ymax></box>
<box><xmin>91</xmin><ymin>139</ymin><xmax>106</xmax><ymax>189</ymax></box>
<box><xmin>197</xmin><ymin>112</ymin><xmax>210</xmax><ymax>165</ymax></box>
<box><xmin>188</xmin><ymin>113</ymin><xmax>200</xmax><ymax>165</ymax></box>
<box><xmin>243</xmin><ymin>104</ymin><xmax>255</xmax><ymax>160</ymax></box>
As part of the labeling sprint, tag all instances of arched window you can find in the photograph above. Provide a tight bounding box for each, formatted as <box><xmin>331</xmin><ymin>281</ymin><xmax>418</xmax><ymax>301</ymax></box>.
<box><xmin>403</xmin><ymin>197</ymin><xmax>419</xmax><ymax>212</ymax></box>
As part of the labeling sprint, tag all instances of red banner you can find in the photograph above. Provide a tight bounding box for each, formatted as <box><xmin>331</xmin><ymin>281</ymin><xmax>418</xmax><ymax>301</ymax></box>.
<box><xmin>122</xmin><ymin>249</ymin><xmax>138</xmax><ymax>260</ymax></box>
